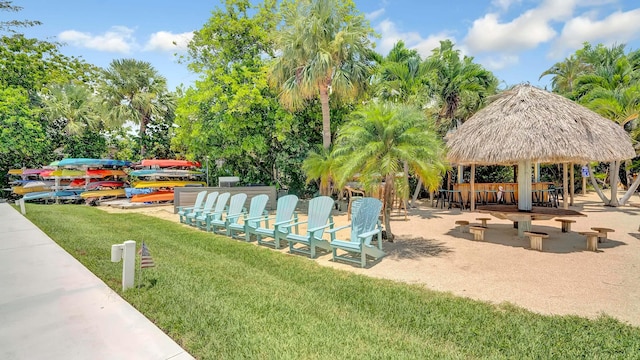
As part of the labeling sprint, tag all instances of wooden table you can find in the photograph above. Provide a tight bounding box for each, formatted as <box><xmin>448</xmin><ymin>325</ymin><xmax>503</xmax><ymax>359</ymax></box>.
<box><xmin>477</xmin><ymin>205</ymin><xmax>586</xmax><ymax>238</ymax></box>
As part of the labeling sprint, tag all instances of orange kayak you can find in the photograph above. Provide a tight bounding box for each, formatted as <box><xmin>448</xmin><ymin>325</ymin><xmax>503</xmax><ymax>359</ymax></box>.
<box><xmin>131</xmin><ymin>190</ymin><xmax>175</xmax><ymax>203</ymax></box>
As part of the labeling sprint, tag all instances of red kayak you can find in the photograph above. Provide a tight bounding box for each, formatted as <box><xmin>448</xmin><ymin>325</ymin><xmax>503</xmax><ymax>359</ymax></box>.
<box><xmin>86</xmin><ymin>169</ymin><xmax>127</xmax><ymax>177</ymax></box>
<box><xmin>140</xmin><ymin>159</ymin><xmax>201</xmax><ymax>168</ymax></box>
<box><xmin>86</xmin><ymin>181</ymin><xmax>126</xmax><ymax>190</ymax></box>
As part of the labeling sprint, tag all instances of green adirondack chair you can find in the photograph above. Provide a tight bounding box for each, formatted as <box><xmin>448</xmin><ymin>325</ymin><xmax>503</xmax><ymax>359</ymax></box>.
<box><xmin>177</xmin><ymin>190</ymin><xmax>207</xmax><ymax>223</ymax></box>
<box><xmin>253</xmin><ymin>195</ymin><xmax>299</xmax><ymax>249</ymax></box>
<box><xmin>328</xmin><ymin>197</ymin><xmax>384</xmax><ymax>268</ymax></box>
<box><xmin>209</xmin><ymin>193</ymin><xmax>247</xmax><ymax>235</ymax></box>
<box><xmin>284</xmin><ymin>196</ymin><xmax>335</xmax><ymax>258</ymax></box>
<box><xmin>185</xmin><ymin>191</ymin><xmax>218</xmax><ymax>226</ymax></box>
<box><xmin>226</xmin><ymin>194</ymin><xmax>269</xmax><ymax>240</ymax></box>
<box><xmin>195</xmin><ymin>192</ymin><xmax>230</xmax><ymax>230</ymax></box>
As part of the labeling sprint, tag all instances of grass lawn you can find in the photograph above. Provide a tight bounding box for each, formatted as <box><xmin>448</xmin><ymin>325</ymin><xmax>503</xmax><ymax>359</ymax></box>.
<box><xmin>25</xmin><ymin>204</ymin><xmax>640</xmax><ymax>359</ymax></box>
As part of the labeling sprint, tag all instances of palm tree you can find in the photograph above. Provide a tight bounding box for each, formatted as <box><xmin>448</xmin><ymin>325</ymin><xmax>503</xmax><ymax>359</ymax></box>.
<box><xmin>539</xmin><ymin>55</ymin><xmax>586</xmax><ymax>95</ymax></box>
<box><xmin>423</xmin><ymin>40</ymin><xmax>498</xmax><ymax>134</ymax></box>
<box><xmin>41</xmin><ymin>83</ymin><xmax>99</xmax><ymax>135</ymax></box>
<box><xmin>99</xmin><ymin>59</ymin><xmax>175</xmax><ymax>157</ymax></box>
<box><xmin>334</xmin><ymin>101</ymin><xmax>448</xmax><ymax>241</ymax></box>
<box><xmin>302</xmin><ymin>145</ymin><xmax>339</xmax><ymax>196</ymax></box>
<box><xmin>269</xmin><ymin>0</ymin><xmax>375</xmax><ymax>149</ymax></box>
<box><xmin>373</xmin><ymin>41</ymin><xmax>431</xmax><ymax>105</ymax></box>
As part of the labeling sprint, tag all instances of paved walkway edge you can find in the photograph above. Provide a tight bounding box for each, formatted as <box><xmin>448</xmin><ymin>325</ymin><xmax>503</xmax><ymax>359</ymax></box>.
<box><xmin>0</xmin><ymin>203</ymin><xmax>194</xmax><ymax>360</ymax></box>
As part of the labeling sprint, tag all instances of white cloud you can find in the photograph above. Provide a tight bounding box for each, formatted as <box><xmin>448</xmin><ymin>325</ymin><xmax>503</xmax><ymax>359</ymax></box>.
<box><xmin>550</xmin><ymin>9</ymin><xmax>640</xmax><ymax>58</ymax></box>
<box><xmin>376</xmin><ymin>19</ymin><xmax>455</xmax><ymax>58</ymax></box>
<box><xmin>479</xmin><ymin>54</ymin><xmax>519</xmax><ymax>70</ymax></box>
<box><xmin>59</xmin><ymin>26</ymin><xmax>135</xmax><ymax>54</ymax></box>
<box><xmin>366</xmin><ymin>8</ymin><xmax>385</xmax><ymax>21</ymax></box>
<box><xmin>144</xmin><ymin>31</ymin><xmax>194</xmax><ymax>53</ymax></box>
<box><xmin>464</xmin><ymin>0</ymin><xmax>578</xmax><ymax>53</ymax></box>
<box><xmin>491</xmin><ymin>0</ymin><xmax>521</xmax><ymax>12</ymax></box>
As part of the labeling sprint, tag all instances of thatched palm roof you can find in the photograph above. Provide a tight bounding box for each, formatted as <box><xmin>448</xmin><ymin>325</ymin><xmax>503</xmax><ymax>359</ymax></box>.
<box><xmin>446</xmin><ymin>84</ymin><xmax>636</xmax><ymax>165</ymax></box>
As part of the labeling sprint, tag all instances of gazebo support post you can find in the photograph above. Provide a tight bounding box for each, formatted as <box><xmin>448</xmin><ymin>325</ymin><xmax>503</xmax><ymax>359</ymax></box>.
<box><xmin>470</xmin><ymin>164</ymin><xmax>476</xmax><ymax>211</ymax></box>
<box><xmin>570</xmin><ymin>163</ymin><xmax>575</xmax><ymax>206</ymax></box>
<box><xmin>457</xmin><ymin>165</ymin><xmax>463</xmax><ymax>184</ymax></box>
<box><xmin>517</xmin><ymin>160</ymin><xmax>532</xmax><ymax>237</ymax></box>
<box><xmin>534</xmin><ymin>163</ymin><xmax>540</xmax><ymax>182</ymax></box>
<box><xmin>563</xmin><ymin>163</ymin><xmax>569</xmax><ymax>209</ymax></box>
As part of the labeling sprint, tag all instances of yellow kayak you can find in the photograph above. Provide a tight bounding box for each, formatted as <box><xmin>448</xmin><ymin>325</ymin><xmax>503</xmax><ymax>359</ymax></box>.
<box><xmin>51</xmin><ymin>169</ymin><xmax>85</xmax><ymax>178</ymax></box>
<box><xmin>80</xmin><ymin>189</ymin><xmax>126</xmax><ymax>198</ymax></box>
<box><xmin>133</xmin><ymin>181</ymin><xmax>205</xmax><ymax>189</ymax></box>
<box><xmin>12</xmin><ymin>185</ymin><xmax>49</xmax><ymax>195</ymax></box>
<box><xmin>8</xmin><ymin>169</ymin><xmax>23</xmax><ymax>175</ymax></box>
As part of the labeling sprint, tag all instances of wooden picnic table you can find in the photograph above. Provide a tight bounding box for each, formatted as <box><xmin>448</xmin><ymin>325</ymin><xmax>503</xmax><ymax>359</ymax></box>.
<box><xmin>476</xmin><ymin>204</ymin><xmax>586</xmax><ymax>238</ymax></box>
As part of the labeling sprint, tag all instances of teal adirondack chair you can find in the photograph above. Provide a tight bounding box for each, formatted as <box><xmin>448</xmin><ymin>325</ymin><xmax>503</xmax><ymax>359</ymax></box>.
<box><xmin>177</xmin><ymin>190</ymin><xmax>207</xmax><ymax>223</ymax></box>
<box><xmin>209</xmin><ymin>193</ymin><xmax>247</xmax><ymax>235</ymax></box>
<box><xmin>253</xmin><ymin>195</ymin><xmax>299</xmax><ymax>249</ymax></box>
<box><xmin>195</xmin><ymin>192</ymin><xmax>230</xmax><ymax>230</ymax></box>
<box><xmin>328</xmin><ymin>197</ymin><xmax>384</xmax><ymax>268</ymax></box>
<box><xmin>226</xmin><ymin>194</ymin><xmax>269</xmax><ymax>241</ymax></box>
<box><xmin>284</xmin><ymin>196</ymin><xmax>335</xmax><ymax>258</ymax></box>
<box><xmin>185</xmin><ymin>191</ymin><xmax>218</xmax><ymax>226</ymax></box>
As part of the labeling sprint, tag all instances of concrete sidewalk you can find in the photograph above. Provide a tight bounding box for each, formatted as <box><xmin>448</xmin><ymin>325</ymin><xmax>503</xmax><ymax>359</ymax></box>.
<box><xmin>0</xmin><ymin>203</ymin><xmax>194</xmax><ymax>360</ymax></box>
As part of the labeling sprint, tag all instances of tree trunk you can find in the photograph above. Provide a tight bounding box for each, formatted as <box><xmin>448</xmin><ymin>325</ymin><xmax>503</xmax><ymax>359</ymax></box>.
<box><xmin>588</xmin><ymin>164</ymin><xmax>611</xmax><ymax>205</ymax></box>
<box><xmin>411</xmin><ymin>178</ymin><xmax>423</xmax><ymax>207</ymax></box>
<box><xmin>383</xmin><ymin>175</ymin><xmax>394</xmax><ymax>242</ymax></box>
<box><xmin>139</xmin><ymin>117</ymin><xmax>148</xmax><ymax>158</ymax></box>
<box><xmin>319</xmin><ymin>84</ymin><xmax>331</xmax><ymax>149</ymax></box>
<box><xmin>609</xmin><ymin>161</ymin><xmax>620</xmax><ymax>207</ymax></box>
<box><xmin>619</xmin><ymin>175</ymin><xmax>640</xmax><ymax>205</ymax></box>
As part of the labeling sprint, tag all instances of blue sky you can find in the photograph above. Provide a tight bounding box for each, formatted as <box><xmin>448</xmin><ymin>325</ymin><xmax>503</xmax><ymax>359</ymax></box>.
<box><xmin>17</xmin><ymin>0</ymin><xmax>640</xmax><ymax>90</ymax></box>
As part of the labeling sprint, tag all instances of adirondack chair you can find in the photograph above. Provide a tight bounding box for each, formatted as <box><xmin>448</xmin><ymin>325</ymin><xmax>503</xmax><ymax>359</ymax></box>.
<box><xmin>195</xmin><ymin>192</ymin><xmax>230</xmax><ymax>230</ymax></box>
<box><xmin>209</xmin><ymin>193</ymin><xmax>247</xmax><ymax>235</ymax></box>
<box><xmin>226</xmin><ymin>194</ymin><xmax>269</xmax><ymax>240</ymax></box>
<box><xmin>283</xmin><ymin>196</ymin><xmax>335</xmax><ymax>258</ymax></box>
<box><xmin>177</xmin><ymin>190</ymin><xmax>207</xmax><ymax>223</ymax></box>
<box><xmin>253</xmin><ymin>195</ymin><xmax>299</xmax><ymax>249</ymax></box>
<box><xmin>328</xmin><ymin>197</ymin><xmax>384</xmax><ymax>268</ymax></box>
<box><xmin>185</xmin><ymin>191</ymin><xmax>218</xmax><ymax>226</ymax></box>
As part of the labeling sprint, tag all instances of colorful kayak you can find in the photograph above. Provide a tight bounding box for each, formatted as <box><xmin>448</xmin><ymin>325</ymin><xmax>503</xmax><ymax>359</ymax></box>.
<box><xmin>22</xmin><ymin>191</ymin><xmax>54</xmax><ymax>201</ymax></box>
<box><xmin>23</xmin><ymin>180</ymin><xmax>54</xmax><ymax>189</ymax></box>
<box><xmin>12</xmin><ymin>185</ymin><xmax>49</xmax><ymax>195</ymax></box>
<box><xmin>80</xmin><ymin>189</ymin><xmax>126</xmax><ymax>198</ymax></box>
<box><xmin>139</xmin><ymin>159</ymin><xmax>201</xmax><ymax>168</ymax></box>
<box><xmin>58</xmin><ymin>158</ymin><xmax>132</xmax><ymax>168</ymax></box>
<box><xmin>128</xmin><ymin>169</ymin><xmax>204</xmax><ymax>177</ymax></box>
<box><xmin>86</xmin><ymin>181</ymin><xmax>126</xmax><ymax>190</ymax></box>
<box><xmin>8</xmin><ymin>169</ymin><xmax>23</xmax><ymax>175</ymax></box>
<box><xmin>133</xmin><ymin>181</ymin><xmax>205</xmax><ymax>189</ymax></box>
<box><xmin>51</xmin><ymin>169</ymin><xmax>85</xmax><ymax>178</ymax></box>
<box><xmin>85</xmin><ymin>169</ymin><xmax>127</xmax><ymax>178</ymax></box>
<box><xmin>131</xmin><ymin>190</ymin><xmax>174</xmax><ymax>203</ymax></box>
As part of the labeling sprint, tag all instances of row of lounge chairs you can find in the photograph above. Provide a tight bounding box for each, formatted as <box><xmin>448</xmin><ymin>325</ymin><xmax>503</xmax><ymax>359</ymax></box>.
<box><xmin>176</xmin><ymin>190</ymin><xmax>386</xmax><ymax>267</ymax></box>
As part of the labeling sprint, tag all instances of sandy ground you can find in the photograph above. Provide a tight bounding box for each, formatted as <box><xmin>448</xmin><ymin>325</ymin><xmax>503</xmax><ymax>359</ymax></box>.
<box><xmin>98</xmin><ymin>191</ymin><xmax>640</xmax><ymax>327</ymax></box>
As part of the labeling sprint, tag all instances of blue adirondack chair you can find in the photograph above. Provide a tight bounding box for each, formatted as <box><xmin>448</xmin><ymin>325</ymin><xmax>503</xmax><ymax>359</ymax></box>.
<box><xmin>185</xmin><ymin>191</ymin><xmax>219</xmax><ymax>226</ymax></box>
<box><xmin>328</xmin><ymin>197</ymin><xmax>384</xmax><ymax>268</ymax></box>
<box><xmin>253</xmin><ymin>195</ymin><xmax>299</xmax><ymax>249</ymax></box>
<box><xmin>226</xmin><ymin>194</ymin><xmax>269</xmax><ymax>240</ymax></box>
<box><xmin>209</xmin><ymin>193</ymin><xmax>247</xmax><ymax>235</ymax></box>
<box><xmin>195</xmin><ymin>192</ymin><xmax>230</xmax><ymax>230</ymax></box>
<box><xmin>284</xmin><ymin>196</ymin><xmax>335</xmax><ymax>258</ymax></box>
<box><xmin>177</xmin><ymin>190</ymin><xmax>207</xmax><ymax>223</ymax></box>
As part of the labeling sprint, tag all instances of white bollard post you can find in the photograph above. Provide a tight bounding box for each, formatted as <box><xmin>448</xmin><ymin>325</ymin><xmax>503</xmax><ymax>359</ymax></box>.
<box><xmin>19</xmin><ymin>199</ymin><xmax>26</xmax><ymax>215</ymax></box>
<box><xmin>110</xmin><ymin>240</ymin><xmax>137</xmax><ymax>291</ymax></box>
<box><xmin>122</xmin><ymin>240</ymin><xmax>136</xmax><ymax>290</ymax></box>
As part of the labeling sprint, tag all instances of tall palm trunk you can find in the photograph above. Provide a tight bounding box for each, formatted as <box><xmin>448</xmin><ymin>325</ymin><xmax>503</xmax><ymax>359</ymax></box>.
<box><xmin>609</xmin><ymin>161</ymin><xmax>620</xmax><ymax>206</ymax></box>
<box><xmin>383</xmin><ymin>174</ymin><xmax>395</xmax><ymax>242</ymax></box>
<box><xmin>319</xmin><ymin>83</ymin><xmax>331</xmax><ymax>149</ymax></box>
<box><xmin>139</xmin><ymin>118</ymin><xmax>148</xmax><ymax>158</ymax></box>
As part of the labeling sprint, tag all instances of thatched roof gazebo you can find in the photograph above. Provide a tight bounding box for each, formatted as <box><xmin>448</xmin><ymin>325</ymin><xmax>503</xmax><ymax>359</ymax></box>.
<box><xmin>446</xmin><ymin>84</ymin><xmax>635</xmax><ymax>213</ymax></box>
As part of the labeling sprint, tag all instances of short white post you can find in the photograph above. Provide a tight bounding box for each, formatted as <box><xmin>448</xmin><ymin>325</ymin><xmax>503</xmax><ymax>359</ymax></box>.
<box><xmin>19</xmin><ymin>198</ymin><xmax>26</xmax><ymax>215</ymax></box>
<box><xmin>111</xmin><ymin>240</ymin><xmax>137</xmax><ymax>291</ymax></box>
